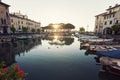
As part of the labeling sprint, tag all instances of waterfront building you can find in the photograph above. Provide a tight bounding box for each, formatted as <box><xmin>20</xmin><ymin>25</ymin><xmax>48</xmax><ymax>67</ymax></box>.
<box><xmin>95</xmin><ymin>4</ymin><xmax>120</xmax><ymax>35</ymax></box>
<box><xmin>0</xmin><ymin>1</ymin><xmax>10</xmax><ymax>33</ymax></box>
<box><xmin>10</xmin><ymin>12</ymin><xmax>41</xmax><ymax>33</ymax></box>
<box><xmin>94</xmin><ymin>13</ymin><xmax>106</xmax><ymax>34</ymax></box>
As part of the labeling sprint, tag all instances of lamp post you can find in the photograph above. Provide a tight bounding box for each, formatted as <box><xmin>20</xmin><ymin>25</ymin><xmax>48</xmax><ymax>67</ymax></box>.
<box><xmin>87</xmin><ymin>25</ymin><xmax>89</xmax><ymax>32</ymax></box>
<box><xmin>86</xmin><ymin>25</ymin><xmax>89</xmax><ymax>35</ymax></box>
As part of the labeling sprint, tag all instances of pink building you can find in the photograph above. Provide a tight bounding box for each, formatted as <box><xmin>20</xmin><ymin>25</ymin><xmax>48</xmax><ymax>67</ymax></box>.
<box><xmin>0</xmin><ymin>1</ymin><xmax>10</xmax><ymax>33</ymax></box>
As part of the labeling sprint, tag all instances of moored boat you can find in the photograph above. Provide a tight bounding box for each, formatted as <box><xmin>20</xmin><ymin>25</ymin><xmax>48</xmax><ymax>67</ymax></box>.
<box><xmin>100</xmin><ymin>57</ymin><xmax>120</xmax><ymax>76</ymax></box>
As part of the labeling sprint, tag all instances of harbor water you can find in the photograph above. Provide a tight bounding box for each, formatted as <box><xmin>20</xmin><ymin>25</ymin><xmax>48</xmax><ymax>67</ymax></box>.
<box><xmin>0</xmin><ymin>35</ymin><xmax>119</xmax><ymax>80</ymax></box>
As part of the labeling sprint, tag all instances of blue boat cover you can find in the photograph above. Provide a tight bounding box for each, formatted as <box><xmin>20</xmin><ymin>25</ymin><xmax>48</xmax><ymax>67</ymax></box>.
<box><xmin>96</xmin><ymin>50</ymin><xmax>120</xmax><ymax>59</ymax></box>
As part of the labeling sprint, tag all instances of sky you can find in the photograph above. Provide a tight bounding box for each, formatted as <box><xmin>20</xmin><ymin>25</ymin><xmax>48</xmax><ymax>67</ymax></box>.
<box><xmin>2</xmin><ymin>0</ymin><xmax>120</xmax><ymax>31</ymax></box>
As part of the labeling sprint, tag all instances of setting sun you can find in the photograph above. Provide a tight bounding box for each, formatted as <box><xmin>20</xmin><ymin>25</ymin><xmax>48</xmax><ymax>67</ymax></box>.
<box><xmin>53</xmin><ymin>24</ymin><xmax>58</xmax><ymax>29</ymax></box>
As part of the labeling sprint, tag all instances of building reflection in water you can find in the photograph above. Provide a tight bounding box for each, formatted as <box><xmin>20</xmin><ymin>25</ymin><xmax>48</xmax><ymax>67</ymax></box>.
<box><xmin>43</xmin><ymin>34</ymin><xmax>74</xmax><ymax>46</ymax></box>
<box><xmin>0</xmin><ymin>38</ymin><xmax>42</xmax><ymax>67</ymax></box>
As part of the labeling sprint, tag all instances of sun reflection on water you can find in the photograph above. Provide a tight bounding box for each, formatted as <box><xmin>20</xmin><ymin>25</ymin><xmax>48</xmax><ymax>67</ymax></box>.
<box><xmin>53</xmin><ymin>35</ymin><xmax>59</xmax><ymax>42</ymax></box>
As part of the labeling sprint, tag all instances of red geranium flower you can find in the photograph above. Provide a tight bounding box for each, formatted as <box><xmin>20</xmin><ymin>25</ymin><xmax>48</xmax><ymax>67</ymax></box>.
<box><xmin>2</xmin><ymin>68</ymin><xmax>8</xmax><ymax>73</ymax></box>
<box><xmin>17</xmin><ymin>70</ymin><xmax>24</xmax><ymax>78</ymax></box>
<box><xmin>15</xmin><ymin>65</ymin><xmax>20</xmax><ymax>71</ymax></box>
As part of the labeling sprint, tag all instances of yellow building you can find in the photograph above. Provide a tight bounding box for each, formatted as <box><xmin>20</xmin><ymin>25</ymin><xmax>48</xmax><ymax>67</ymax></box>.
<box><xmin>95</xmin><ymin>4</ymin><xmax>120</xmax><ymax>35</ymax></box>
<box><xmin>0</xmin><ymin>1</ymin><xmax>10</xmax><ymax>33</ymax></box>
<box><xmin>10</xmin><ymin>12</ymin><xmax>41</xmax><ymax>33</ymax></box>
<box><xmin>94</xmin><ymin>13</ymin><xmax>106</xmax><ymax>34</ymax></box>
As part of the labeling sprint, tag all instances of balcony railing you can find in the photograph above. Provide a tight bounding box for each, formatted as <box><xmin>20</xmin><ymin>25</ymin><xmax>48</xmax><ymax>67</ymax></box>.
<box><xmin>1</xmin><ymin>24</ymin><xmax>9</xmax><ymax>27</ymax></box>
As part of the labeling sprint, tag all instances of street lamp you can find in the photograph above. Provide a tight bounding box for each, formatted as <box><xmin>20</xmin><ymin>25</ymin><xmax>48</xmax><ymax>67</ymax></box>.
<box><xmin>86</xmin><ymin>25</ymin><xmax>89</xmax><ymax>32</ymax></box>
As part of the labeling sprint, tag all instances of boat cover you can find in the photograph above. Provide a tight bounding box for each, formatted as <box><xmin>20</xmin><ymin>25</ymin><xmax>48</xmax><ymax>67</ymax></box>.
<box><xmin>96</xmin><ymin>50</ymin><xmax>120</xmax><ymax>59</ymax></box>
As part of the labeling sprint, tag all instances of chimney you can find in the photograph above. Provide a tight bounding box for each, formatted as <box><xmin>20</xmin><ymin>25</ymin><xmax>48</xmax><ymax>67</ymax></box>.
<box><xmin>115</xmin><ymin>4</ymin><xmax>118</xmax><ymax>6</ymax></box>
<box><xmin>109</xmin><ymin>6</ymin><xmax>112</xmax><ymax>9</ymax></box>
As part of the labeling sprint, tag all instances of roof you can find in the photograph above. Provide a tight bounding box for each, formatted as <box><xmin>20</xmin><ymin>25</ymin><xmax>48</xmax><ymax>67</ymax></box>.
<box><xmin>103</xmin><ymin>12</ymin><xmax>116</xmax><ymax>16</ymax></box>
<box><xmin>106</xmin><ymin>4</ymin><xmax>120</xmax><ymax>11</ymax></box>
<box><xmin>10</xmin><ymin>14</ymin><xmax>40</xmax><ymax>24</ymax></box>
<box><xmin>0</xmin><ymin>2</ymin><xmax>10</xmax><ymax>7</ymax></box>
<box><xmin>95</xmin><ymin>12</ymin><xmax>107</xmax><ymax>17</ymax></box>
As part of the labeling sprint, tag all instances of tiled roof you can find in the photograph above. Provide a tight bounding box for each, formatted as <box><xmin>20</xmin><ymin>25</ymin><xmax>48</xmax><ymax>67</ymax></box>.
<box><xmin>106</xmin><ymin>4</ymin><xmax>120</xmax><ymax>10</ymax></box>
<box><xmin>0</xmin><ymin>2</ymin><xmax>10</xmax><ymax>7</ymax></box>
<box><xmin>10</xmin><ymin>14</ymin><xmax>40</xmax><ymax>24</ymax></box>
<box><xmin>95</xmin><ymin>12</ymin><xmax>107</xmax><ymax>17</ymax></box>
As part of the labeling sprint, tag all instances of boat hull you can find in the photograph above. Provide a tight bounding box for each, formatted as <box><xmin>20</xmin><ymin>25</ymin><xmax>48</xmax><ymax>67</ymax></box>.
<box><xmin>106</xmin><ymin>65</ymin><xmax>120</xmax><ymax>76</ymax></box>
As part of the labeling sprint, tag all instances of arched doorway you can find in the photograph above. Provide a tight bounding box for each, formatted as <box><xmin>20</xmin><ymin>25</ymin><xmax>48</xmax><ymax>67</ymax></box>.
<box><xmin>3</xmin><ymin>26</ymin><xmax>8</xmax><ymax>34</ymax></box>
<box><xmin>103</xmin><ymin>27</ymin><xmax>112</xmax><ymax>35</ymax></box>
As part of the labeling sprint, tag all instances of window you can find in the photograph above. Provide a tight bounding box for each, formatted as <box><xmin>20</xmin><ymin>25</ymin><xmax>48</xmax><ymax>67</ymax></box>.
<box><xmin>21</xmin><ymin>21</ymin><xmax>23</xmax><ymax>24</ymax></box>
<box><xmin>19</xmin><ymin>25</ymin><xmax>21</xmax><ymax>29</ymax></box>
<box><xmin>110</xmin><ymin>21</ymin><xmax>112</xmax><ymax>24</ymax></box>
<box><xmin>18</xmin><ymin>21</ymin><xmax>20</xmax><ymax>24</ymax></box>
<box><xmin>104</xmin><ymin>21</ymin><xmax>107</xmax><ymax>25</ymax></box>
<box><xmin>109</xmin><ymin>10</ymin><xmax>112</xmax><ymax>13</ymax></box>
<box><xmin>110</xmin><ymin>15</ymin><xmax>111</xmax><ymax>18</ymax></box>
<box><xmin>6</xmin><ymin>12</ymin><xmax>9</xmax><ymax>18</ymax></box>
<box><xmin>4</xmin><ymin>19</ymin><xmax>6</xmax><ymax>24</ymax></box>
<box><xmin>116</xmin><ymin>20</ymin><xmax>118</xmax><ymax>24</ymax></box>
<box><xmin>107</xmin><ymin>16</ymin><xmax>109</xmax><ymax>19</ymax></box>
<box><xmin>96</xmin><ymin>26</ymin><xmax>97</xmax><ymax>28</ymax></box>
<box><xmin>104</xmin><ymin>16</ymin><xmax>106</xmax><ymax>19</ymax></box>
<box><xmin>11</xmin><ymin>19</ymin><xmax>13</xmax><ymax>22</ymax></box>
<box><xmin>1</xmin><ymin>18</ymin><xmax>3</xmax><ymax>24</ymax></box>
<box><xmin>113</xmin><ymin>13</ymin><xmax>115</xmax><ymax>17</ymax></box>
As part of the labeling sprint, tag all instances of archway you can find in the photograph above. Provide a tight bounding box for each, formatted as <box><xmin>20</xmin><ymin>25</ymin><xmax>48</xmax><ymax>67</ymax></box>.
<box><xmin>103</xmin><ymin>27</ymin><xmax>112</xmax><ymax>35</ymax></box>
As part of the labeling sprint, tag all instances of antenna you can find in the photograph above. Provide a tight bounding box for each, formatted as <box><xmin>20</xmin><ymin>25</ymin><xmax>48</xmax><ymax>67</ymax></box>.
<box><xmin>19</xmin><ymin>10</ymin><xmax>21</xmax><ymax>14</ymax></box>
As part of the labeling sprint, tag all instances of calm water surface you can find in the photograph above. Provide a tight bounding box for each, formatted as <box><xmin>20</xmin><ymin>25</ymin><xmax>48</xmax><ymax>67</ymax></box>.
<box><xmin>0</xmin><ymin>35</ymin><xmax>118</xmax><ymax>80</ymax></box>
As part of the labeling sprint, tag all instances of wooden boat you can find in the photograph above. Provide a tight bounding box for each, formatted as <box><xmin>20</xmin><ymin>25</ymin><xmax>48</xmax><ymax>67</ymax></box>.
<box><xmin>80</xmin><ymin>42</ymin><xmax>90</xmax><ymax>50</ymax></box>
<box><xmin>88</xmin><ymin>38</ymin><xmax>113</xmax><ymax>45</ymax></box>
<box><xmin>0</xmin><ymin>36</ymin><xmax>13</xmax><ymax>43</ymax></box>
<box><xmin>89</xmin><ymin>45</ymin><xmax>116</xmax><ymax>51</ymax></box>
<box><xmin>79</xmin><ymin>36</ymin><xmax>98</xmax><ymax>42</ymax></box>
<box><xmin>100</xmin><ymin>57</ymin><xmax>120</xmax><ymax>76</ymax></box>
<box><xmin>88</xmin><ymin>38</ymin><xmax>113</xmax><ymax>42</ymax></box>
<box><xmin>16</xmin><ymin>35</ymin><xmax>32</xmax><ymax>40</ymax></box>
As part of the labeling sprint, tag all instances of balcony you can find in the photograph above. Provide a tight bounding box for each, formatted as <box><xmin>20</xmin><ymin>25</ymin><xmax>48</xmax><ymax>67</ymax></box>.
<box><xmin>1</xmin><ymin>24</ymin><xmax>9</xmax><ymax>27</ymax></box>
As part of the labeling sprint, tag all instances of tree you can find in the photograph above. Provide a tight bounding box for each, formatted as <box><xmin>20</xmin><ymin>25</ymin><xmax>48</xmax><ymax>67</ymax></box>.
<box><xmin>111</xmin><ymin>25</ymin><xmax>120</xmax><ymax>35</ymax></box>
<box><xmin>37</xmin><ymin>29</ymin><xmax>40</xmax><ymax>32</ymax></box>
<box><xmin>31</xmin><ymin>28</ymin><xmax>35</xmax><ymax>33</ymax></box>
<box><xmin>22</xmin><ymin>27</ymin><xmax>28</xmax><ymax>33</ymax></box>
<box><xmin>79</xmin><ymin>27</ymin><xmax>85</xmax><ymax>33</ymax></box>
<box><xmin>10</xmin><ymin>26</ymin><xmax>16</xmax><ymax>33</ymax></box>
<box><xmin>63</xmin><ymin>23</ymin><xmax>75</xmax><ymax>32</ymax></box>
<box><xmin>64</xmin><ymin>23</ymin><xmax>75</xmax><ymax>29</ymax></box>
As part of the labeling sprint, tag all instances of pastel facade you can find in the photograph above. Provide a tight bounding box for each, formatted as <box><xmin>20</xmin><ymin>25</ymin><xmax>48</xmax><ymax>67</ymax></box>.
<box><xmin>94</xmin><ymin>13</ymin><xmax>105</xmax><ymax>34</ymax></box>
<box><xmin>0</xmin><ymin>1</ymin><xmax>10</xmax><ymax>33</ymax></box>
<box><xmin>10</xmin><ymin>12</ymin><xmax>41</xmax><ymax>33</ymax></box>
<box><xmin>95</xmin><ymin>4</ymin><xmax>120</xmax><ymax>35</ymax></box>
